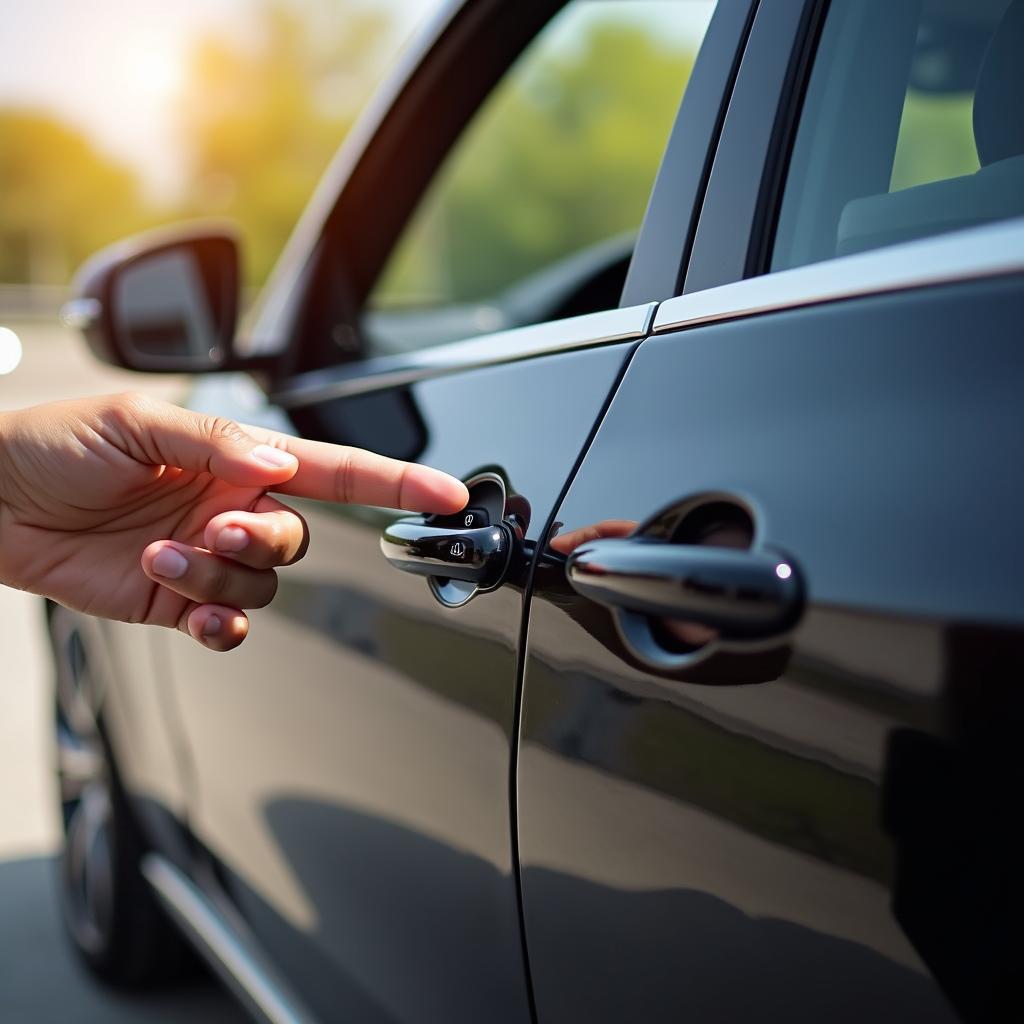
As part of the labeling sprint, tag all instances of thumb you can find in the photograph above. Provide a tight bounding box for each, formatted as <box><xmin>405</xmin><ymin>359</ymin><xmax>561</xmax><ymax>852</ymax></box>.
<box><xmin>118</xmin><ymin>395</ymin><xmax>299</xmax><ymax>486</ymax></box>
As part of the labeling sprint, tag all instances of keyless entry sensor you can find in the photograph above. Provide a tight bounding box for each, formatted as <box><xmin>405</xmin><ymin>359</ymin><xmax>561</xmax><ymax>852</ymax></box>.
<box><xmin>379</xmin><ymin>472</ymin><xmax>515</xmax><ymax>607</ymax></box>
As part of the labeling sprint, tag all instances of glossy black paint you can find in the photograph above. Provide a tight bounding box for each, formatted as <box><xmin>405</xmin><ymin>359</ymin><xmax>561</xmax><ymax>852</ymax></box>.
<box><xmin>518</xmin><ymin>275</ymin><xmax>1024</xmax><ymax>1023</ymax></box>
<box><xmin>161</xmin><ymin>340</ymin><xmax>635</xmax><ymax>1023</ymax></box>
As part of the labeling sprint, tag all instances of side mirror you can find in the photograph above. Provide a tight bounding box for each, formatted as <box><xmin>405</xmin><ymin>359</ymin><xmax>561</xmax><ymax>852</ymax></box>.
<box><xmin>62</xmin><ymin>226</ymin><xmax>262</xmax><ymax>373</ymax></box>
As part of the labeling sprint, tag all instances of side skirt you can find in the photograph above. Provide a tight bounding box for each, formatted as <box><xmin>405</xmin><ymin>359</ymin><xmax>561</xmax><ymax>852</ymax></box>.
<box><xmin>142</xmin><ymin>854</ymin><xmax>319</xmax><ymax>1024</ymax></box>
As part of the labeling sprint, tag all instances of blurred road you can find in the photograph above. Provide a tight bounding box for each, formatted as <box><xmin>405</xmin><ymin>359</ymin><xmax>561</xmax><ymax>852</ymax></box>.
<box><xmin>0</xmin><ymin>318</ymin><xmax>246</xmax><ymax>1022</ymax></box>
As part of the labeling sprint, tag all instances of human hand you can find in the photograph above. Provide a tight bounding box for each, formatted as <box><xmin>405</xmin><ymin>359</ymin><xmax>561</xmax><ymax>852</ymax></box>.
<box><xmin>0</xmin><ymin>392</ymin><xmax>468</xmax><ymax>651</ymax></box>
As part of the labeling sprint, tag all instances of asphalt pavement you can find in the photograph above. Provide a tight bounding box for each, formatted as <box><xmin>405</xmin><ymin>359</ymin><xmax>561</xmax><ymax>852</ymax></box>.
<box><xmin>0</xmin><ymin>317</ymin><xmax>246</xmax><ymax>1022</ymax></box>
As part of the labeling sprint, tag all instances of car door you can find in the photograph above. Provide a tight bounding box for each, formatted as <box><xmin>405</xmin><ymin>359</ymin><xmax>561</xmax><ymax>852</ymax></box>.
<box><xmin>160</xmin><ymin>3</ymin><xmax>737</xmax><ymax>1021</ymax></box>
<box><xmin>517</xmin><ymin>1</ymin><xmax>1024</xmax><ymax>1022</ymax></box>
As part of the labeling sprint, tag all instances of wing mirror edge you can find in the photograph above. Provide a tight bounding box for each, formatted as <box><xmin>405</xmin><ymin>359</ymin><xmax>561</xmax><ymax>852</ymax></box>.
<box><xmin>62</xmin><ymin>223</ymin><xmax>279</xmax><ymax>375</ymax></box>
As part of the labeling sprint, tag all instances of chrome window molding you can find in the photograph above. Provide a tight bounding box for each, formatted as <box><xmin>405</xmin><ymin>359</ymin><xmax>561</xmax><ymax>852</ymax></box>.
<box><xmin>654</xmin><ymin>217</ymin><xmax>1024</xmax><ymax>333</ymax></box>
<box><xmin>271</xmin><ymin>302</ymin><xmax>655</xmax><ymax>409</ymax></box>
<box><xmin>142</xmin><ymin>855</ymin><xmax>318</xmax><ymax>1024</ymax></box>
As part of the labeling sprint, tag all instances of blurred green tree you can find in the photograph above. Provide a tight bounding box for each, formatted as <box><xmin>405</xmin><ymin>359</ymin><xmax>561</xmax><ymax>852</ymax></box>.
<box><xmin>178</xmin><ymin>0</ymin><xmax>391</xmax><ymax>285</ymax></box>
<box><xmin>0</xmin><ymin>110</ymin><xmax>148</xmax><ymax>284</ymax></box>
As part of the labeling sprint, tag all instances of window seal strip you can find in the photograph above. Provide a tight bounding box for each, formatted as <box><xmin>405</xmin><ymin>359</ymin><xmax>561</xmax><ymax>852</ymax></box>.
<box><xmin>654</xmin><ymin>217</ymin><xmax>1024</xmax><ymax>333</ymax></box>
<box><xmin>270</xmin><ymin>302</ymin><xmax>657</xmax><ymax>409</ymax></box>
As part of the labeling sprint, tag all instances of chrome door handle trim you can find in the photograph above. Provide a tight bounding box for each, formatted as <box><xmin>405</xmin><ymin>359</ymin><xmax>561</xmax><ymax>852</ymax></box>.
<box><xmin>566</xmin><ymin>538</ymin><xmax>803</xmax><ymax>641</ymax></box>
<box><xmin>380</xmin><ymin>519</ymin><xmax>511</xmax><ymax>588</ymax></box>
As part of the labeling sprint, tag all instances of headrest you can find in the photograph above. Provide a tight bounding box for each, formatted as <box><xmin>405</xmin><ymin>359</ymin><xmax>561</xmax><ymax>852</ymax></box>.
<box><xmin>974</xmin><ymin>0</ymin><xmax>1024</xmax><ymax>165</ymax></box>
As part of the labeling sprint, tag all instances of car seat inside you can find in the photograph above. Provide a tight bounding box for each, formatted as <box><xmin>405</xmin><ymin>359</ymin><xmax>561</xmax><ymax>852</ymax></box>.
<box><xmin>837</xmin><ymin>0</ymin><xmax>1024</xmax><ymax>256</ymax></box>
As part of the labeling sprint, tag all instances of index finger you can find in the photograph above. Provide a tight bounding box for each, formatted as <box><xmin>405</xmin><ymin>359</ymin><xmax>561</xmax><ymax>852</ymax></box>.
<box><xmin>239</xmin><ymin>424</ymin><xmax>469</xmax><ymax>513</ymax></box>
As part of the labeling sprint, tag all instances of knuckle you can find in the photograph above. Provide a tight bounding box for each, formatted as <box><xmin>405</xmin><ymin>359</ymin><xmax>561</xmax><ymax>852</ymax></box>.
<box><xmin>266</xmin><ymin>522</ymin><xmax>289</xmax><ymax>564</ymax></box>
<box><xmin>396</xmin><ymin>463</ymin><xmax>411</xmax><ymax>510</ymax></box>
<box><xmin>334</xmin><ymin>450</ymin><xmax>355</xmax><ymax>504</ymax></box>
<box><xmin>254</xmin><ymin>571</ymin><xmax>278</xmax><ymax>608</ymax></box>
<box><xmin>206</xmin><ymin>557</ymin><xmax>232</xmax><ymax>600</ymax></box>
<box><xmin>107</xmin><ymin>390</ymin><xmax>155</xmax><ymax>428</ymax></box>
<box><xmin>114</xmin><ymin>389</ymin><xmax>152</xmax><ymax>412</ymax></box>
<box><xmin>102</xmin><ymin>392</ymin><xmax>166</xmax><ymax>460</ymax></box>
<box><xmin>290</xmin><ymin>527</ymin><xmax>310</xmax><ymax>565</ymax></box>
<box><xmin>206</xmin><ymin>415</ymin><xmax>248</xmax><ymax>449</ymax></box>
<box><xmin>176</xmin><ymin>607</ymin><xmax>194</xmax><ymax>637</ymax></box>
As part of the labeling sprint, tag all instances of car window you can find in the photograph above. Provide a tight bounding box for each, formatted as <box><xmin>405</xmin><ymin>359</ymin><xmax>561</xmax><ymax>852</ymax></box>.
<box><xmin>771</xmin><ymin>0</ymin><xmax>1022</xmax><ymax>272</ymax></box>
<box><xmin>364</xmin><ymin>0</ymin><xmax>717</xmax><ymax>356</ymax></box>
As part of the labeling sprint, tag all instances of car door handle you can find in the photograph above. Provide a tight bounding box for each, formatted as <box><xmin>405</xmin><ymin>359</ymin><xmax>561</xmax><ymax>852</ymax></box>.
<box><xmin>565</xmin><ymin>539</ymin><xmax>803</xmax><ymax>641</ymax></box>
<box><xmin>380</xmin><ymin>517</ymin><xmax>511</xmax><ymax>587</ymax></box>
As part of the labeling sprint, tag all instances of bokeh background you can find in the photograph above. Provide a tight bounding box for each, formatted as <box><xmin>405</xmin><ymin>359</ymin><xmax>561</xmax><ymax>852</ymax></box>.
<box><xmin>0</xmin><ymin>0</ymin><xmax>977</xmax><ymax>308</ymax></box>
<box><xmin>1</xmin><ymin>0</ymin><xmax>431</xmax><ymax>293</ymax></box>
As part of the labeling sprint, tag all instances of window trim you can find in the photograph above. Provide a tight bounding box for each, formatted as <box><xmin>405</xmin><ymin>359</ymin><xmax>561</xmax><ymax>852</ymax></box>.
<box><xmin>653</xmin><ymin>216</ymin><xmax>1024</xmax><ymax>333</ymax></box>
<box><xmin>682</xmin><ymin>0</ymin><xmax>828</xmax><ymax>294</ymax></box>
<box><xmin>620</xmin><ymin>0</ymin><xmax>759</xmax><ymax>306</ymax></box>
<box><xmin>270</xmin><ymin>302</ymin><xmax>656</xmax><ymax>409</ymax></box>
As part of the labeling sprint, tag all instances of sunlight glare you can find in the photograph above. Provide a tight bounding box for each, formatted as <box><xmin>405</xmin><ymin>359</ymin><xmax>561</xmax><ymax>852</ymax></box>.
<box><xmin>125</xmin><ymin>46</ymin><xmax>182</xmax><ymax>103</ymax></box>
<box><xmin>0</xmin><ymin>327</ymin><xmax>23</xmax><ymax>375</ymax></box>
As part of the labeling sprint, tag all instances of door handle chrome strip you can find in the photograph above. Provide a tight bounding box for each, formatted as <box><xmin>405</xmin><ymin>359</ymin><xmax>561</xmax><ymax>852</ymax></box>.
<box><xmin>566</xmin><ymin>538</ymin><xmax>803</xmax><ymax>641</ymax></box>
<box><xmin>380</xmin><ymin>519</ymin><xmax>511</xmax><ymax>588</ymax></box>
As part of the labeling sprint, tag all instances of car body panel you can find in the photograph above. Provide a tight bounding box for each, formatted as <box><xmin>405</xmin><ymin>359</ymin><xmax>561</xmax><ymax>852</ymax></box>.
<box><xmin>517</xmin><ymin>269</ymin><xmax>1024</xmax><ymax>1023</ymax></box>
<box><xmin>163</xmin><ymin>332</ymin><xmax>639</xmax><ymax>1023</ymax></box>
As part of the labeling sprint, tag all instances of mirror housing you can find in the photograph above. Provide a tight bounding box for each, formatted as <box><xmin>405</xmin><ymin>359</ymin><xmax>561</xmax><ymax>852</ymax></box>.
<box><xmin>63</xmin><ymin>226</ymin><xmax>265</xmax><ymax>374</ymax></box>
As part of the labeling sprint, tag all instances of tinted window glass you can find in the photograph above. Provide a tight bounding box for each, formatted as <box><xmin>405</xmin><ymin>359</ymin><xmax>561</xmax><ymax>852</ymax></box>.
<box><xmin>771</xmin><ymin>0</ymin><xmax>1021</xmax><ymax>272</ymax></box>
<box><xmin>364</xmin><ymin>0</ymin><xmax>716</xmax><ymax>355</ymax></box>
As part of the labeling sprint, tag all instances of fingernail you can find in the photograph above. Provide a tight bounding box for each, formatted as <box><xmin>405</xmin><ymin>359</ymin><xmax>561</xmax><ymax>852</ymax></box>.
<box><xmin>151</xmin><ymin>547</ymin><xmax>188</xmax><ymax>579</ymax></box>
<box><xmin>252</xmin><ymin>444</ymin><xmax>297</xmax><ymax>469</ymax></box>
<box><xmin>215</xmin><ymin>526</ymin><xmax>249</xmax><ymax>553</ymax></box>
<box><xmin>202</xmin><ymin>615</ymin><xmax>222</xmax><ymax>637</ymax></box>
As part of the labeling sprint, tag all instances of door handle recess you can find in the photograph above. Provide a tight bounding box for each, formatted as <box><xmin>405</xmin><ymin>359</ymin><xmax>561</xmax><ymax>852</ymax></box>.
<box><xmin>566</xmin><ymin>539</ymin><xmax>803</xmax><ymax>641</ymax></box>
<box><xmin>381</xmin><ymin>518</ymin><xmax>511</xmax><ymax>588</ymax></box>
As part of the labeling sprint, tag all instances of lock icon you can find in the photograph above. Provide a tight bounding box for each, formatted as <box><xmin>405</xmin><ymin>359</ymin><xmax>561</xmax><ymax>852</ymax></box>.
<box><xmin>450</xmin><ymin>541</ymin><xmax>466</xmax><ymax>558</ymax></box>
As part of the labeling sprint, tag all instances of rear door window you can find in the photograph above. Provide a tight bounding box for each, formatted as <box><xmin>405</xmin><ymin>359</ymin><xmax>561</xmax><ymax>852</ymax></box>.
<box><xmin>771</xmin><ymin>0</ymin><xmax>1023</xmax><ymax>272</ymax></box>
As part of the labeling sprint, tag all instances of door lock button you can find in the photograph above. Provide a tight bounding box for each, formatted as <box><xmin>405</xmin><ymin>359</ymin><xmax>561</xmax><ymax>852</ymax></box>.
<box><xmin>428</xmin><ymin>507</ymin><xmax>491</xmax><ymax>530</ymax></box>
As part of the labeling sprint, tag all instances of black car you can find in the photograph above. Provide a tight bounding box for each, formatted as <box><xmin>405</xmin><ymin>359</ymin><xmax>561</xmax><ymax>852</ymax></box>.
<box><xmin>51</xmin><ymin>0</ymin><xmax>1024</xmax><ymax>1021</ymax></box>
